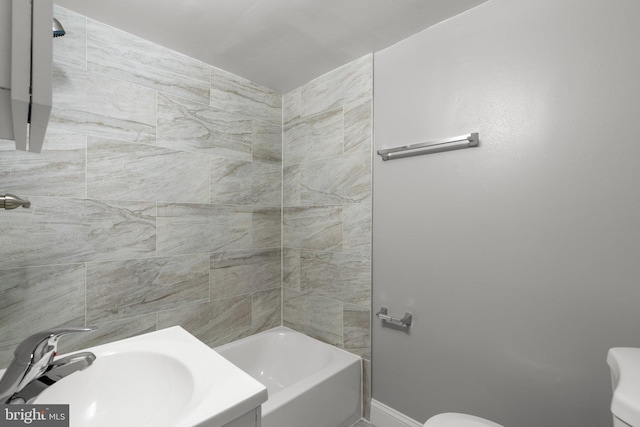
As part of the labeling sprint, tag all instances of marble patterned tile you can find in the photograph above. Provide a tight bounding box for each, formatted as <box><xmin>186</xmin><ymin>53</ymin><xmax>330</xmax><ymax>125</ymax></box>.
<box><xmin>87</xmin><ymin>20</ymin><xmax>210</xmax><ymax>104</ymax></box>
<box><xmin>343</xmin><ymin>202</ymin><xmax>373</xmax><ymax>254</ymax></box>
<box><xmin>283</xmin><ymin>288</ymin><xmax>343</xmax><ymax>347</ymax></box>
<box><xmin>0</xmin><ymin>340</ymin><xmax>20</xmax><ymax>370</ymax></box>
<box><xmin>156</xmin><ymin>203</ymin><xmax>251</xmax><ymax>256</ymax></box>
<box><xmin>283</xmin><ymin>248</ymin><xmax>301</xmax><ymax>290</ymax></box>
<box><xmin>252</xmin><ymin>287</ymin><xmax>281</xmax><ymax>334</ymax></box>
<box><xmin>0</xmin><ymin>264</ymin><xmax>85</xmax><ymax>343</ymax></box>
<box><xmin>283</xmin><ymin>164</ymin><xmax>301</xmax><ymax>207</ymax></box>
<box><xmin>53</xmin><ymin>6</ymin><xmax>87</xmax><ymax>70</ymax></box>
<box><xmin>300</xmin><ymin>250</ymin><xmax>371</xmax><ymax>306</ymax></box>
<box><xmin>210</xmin><ymin>159</ymin><xmax>281</xmax><ymax>207</ymax></box>
<box><xmin>87</xmin><ymin>137</ymin><xmax>209</xmax><ymax>203</ymax></box>
<box><xmin>283</xmin><ymin>107</ymin><xmax>343</xmax><ymax>165</ymax></box>
<box><xmin>301</xmin><ymin>54</ymin><xmax>372</xmax><ymax>118</ymax></box>
<box><xmin>344</xmin><ymin>303</ymin><xmax>371</xmax><ymax>360</ymax></box>
<box><xmin>363</xmin><ymin>359</ymin><xmax>372</xmax><ymax>421</ymax></box>
<box><xmin>344</xmin><ymin>98</ymin><xmax>372</xmax><ymax>154</ymax></box>
<box><xmin>211</xmin><ymin>66</ymin><xmax>282</xmax><ymax>126</ymax></box>
<box><xmin>300</xmin><ymin>151</ymin><xmax>371</xmax><ymax>205</ymax></box>
<box><xmin>252</xmin><ymin>162</ymin><xmax>282</xmax><ymax>206</ymax></box>
<box><xmin>58</xmin><ymin>314</ymin><xmax>157</xmax><ymax>354</ymax></box>
<box><xmin>0</xmin><ymin>130</ymin><xmax>86</xmax><ymax>197</ymax></box>
<box><xmin>253</xmin><ymin>207</ymin><xmax>282</xmax><ymax>249</ymax></box>
<box><xmin>283</xmin><ymin>87</ymin><xmax>302</xmax><ymax>125</ymax></box>
<box><xmin>253</xmin><ymin>120</ymin><xmax>282</xmax><ymax>165</ymax></box>
<box><xmin>210</xmin><ymin>249</ymin><xmax>281</xmax><ymax>299</ymax></box>
<box><xmin>157</xmin><ymin>93</ymin><xmax>252</xmax><ymax>161</ymax></box>
<box><xmin>157</xmin><ymin>296</ymin><xmax>252</xmax><ymax>348</ymax></box>
<box><xmin>86</xmin><ymin>254</ymin><xmax>209</xmax><ymax>323</ymax></box>
<box><xmin>50</xmin><ymin>65</ymin><xmax>156</xmax><ymax>144</ymax></box>
<box><xmin>0</xmin><ymin>197</ymin><xmax>156</xmax><ymax>269</ymax></box>
<box><xmin>210</xmin><ymin>158</ymin><xmax>253</xmax><ymax>205</ymax></box>
<box><xmin>283</xmin><ymin>206</ymin><xmax>342</xmax><ymax>251</ymax></box>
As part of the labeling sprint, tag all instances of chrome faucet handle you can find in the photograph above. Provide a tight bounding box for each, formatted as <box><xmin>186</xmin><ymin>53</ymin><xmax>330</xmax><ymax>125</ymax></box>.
<box><xmin>0</xmin><ymin>327</ymin><xmax>95</xmax><ymax>403</ymax></box>
<box><xmin>14</xmin><ymin>328</ymin><xmax>95</xmax><ymax>360</ymax></box>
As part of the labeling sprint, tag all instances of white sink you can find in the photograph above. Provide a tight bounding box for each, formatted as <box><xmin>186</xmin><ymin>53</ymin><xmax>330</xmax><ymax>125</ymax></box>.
<box><xmin>2</xmin><ymin>327</ymin><xmax>267</xmax><ymax>427</ymax></box>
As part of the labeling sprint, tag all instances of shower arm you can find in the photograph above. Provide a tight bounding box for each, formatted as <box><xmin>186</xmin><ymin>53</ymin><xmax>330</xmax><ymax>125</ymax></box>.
<box><xmin>1</xmin><ymin>194</ymin><xmax>31</xmax><ymax>210</ymax></box>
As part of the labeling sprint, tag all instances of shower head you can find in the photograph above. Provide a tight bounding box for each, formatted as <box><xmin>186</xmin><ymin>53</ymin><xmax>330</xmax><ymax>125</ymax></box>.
<box><xmin>53</xmin><ymin>18</ymin><xmax>65</xmax><ymax>38</ymax></box>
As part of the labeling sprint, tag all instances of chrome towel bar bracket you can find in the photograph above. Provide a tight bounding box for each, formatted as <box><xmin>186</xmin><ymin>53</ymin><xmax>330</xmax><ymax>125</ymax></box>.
<box><xmin>376</xmin><ymin>307</ymin><xmax>412</xmax><ymax>328</ymax></box>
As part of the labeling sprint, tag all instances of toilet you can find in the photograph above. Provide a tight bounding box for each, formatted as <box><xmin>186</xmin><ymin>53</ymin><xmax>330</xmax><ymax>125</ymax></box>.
<box><xmin>423</xmin><ymin>412</ymin><xmax>503</xmax><ymax>427</ymax></box>
<box><xmin>608</xmin><ymin>347</ymin><xmax>640</xmax><ymax>427</ymax></box>
<box><xmin>425</xmin><ymin>347</ymin><xmax>640</xmax><ymax>427</ymax></box>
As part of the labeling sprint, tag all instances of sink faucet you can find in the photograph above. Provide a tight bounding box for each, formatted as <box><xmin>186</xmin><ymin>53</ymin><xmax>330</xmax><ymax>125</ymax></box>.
<box><xmin>0</xmin><ymin>327</ymin><xmax>96</xmax><ymax>404</ymax></box>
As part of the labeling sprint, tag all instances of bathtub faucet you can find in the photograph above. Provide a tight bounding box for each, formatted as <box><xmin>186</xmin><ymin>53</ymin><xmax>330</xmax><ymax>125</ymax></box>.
<box><xmin>0</xmin><ymin>327</ymin><xmax>97</xmax><ymax>404</ymax></box>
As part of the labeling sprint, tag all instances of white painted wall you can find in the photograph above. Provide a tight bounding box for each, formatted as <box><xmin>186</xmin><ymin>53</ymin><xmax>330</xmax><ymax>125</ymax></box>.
<box><xmin>372</xmin><ymin>1</ymin><xmax>640</xmax><ymax>426</ymax></box>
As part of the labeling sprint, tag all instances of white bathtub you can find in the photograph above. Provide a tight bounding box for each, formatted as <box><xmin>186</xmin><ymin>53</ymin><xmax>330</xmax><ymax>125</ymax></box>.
<box><xmin>215</xmin><ymin>326</ymin><xmax>362</xmax><ymax>427</ymax></box>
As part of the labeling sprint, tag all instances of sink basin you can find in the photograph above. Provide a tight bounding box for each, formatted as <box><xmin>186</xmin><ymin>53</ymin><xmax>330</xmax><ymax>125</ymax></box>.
<box><xmin>1</xmin><ymin>327</ymin><xmax>267</xmax><ymax>427</ymax></box>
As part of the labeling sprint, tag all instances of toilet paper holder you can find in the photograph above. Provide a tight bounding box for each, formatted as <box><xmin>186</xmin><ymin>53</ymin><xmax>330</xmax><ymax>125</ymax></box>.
<box><xmin>376</xmin><ymin>307</ymin><xmax>412</xmax><ymax>328</ymax></box>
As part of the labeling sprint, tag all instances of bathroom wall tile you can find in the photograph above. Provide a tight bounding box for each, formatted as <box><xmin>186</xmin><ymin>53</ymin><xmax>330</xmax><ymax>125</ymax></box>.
<box><xmin>283</xmin><ymin>206</ymin><xmax>343</xmax><ymax>251</ymax></box>
<box><xmin>50</xmin><ymin>66</ymin><xmax>156</xmax><ymax>144</ymax></box>
<box><xmin>0</xmin><ymin>264</ymin><xmax>85</xmax><ymax>343</ymax></box>
<box><xmin>211</xmin><ymin>66</ymin><xmax>282</xmax><ymax>126</ymax></box>
<box><xmin>210</xmin><ymin>158</ymin><xmax>254</xmax><ymax>205</ymax></box>
<box><xmin>301</xmin><ymin>54</ymin><xmax>372</xmax><ymax>118</ymax></box>
<box><xmin>87</xmin><ymin>137</ymin><xmax>209</xmax><ymax>203</ymax></box>
<box><xmin>363</xmin><ymin>359</ymin><xmax>372</xmax><ymax>420</ymax></box>
<box><xmin>53</xmin><ymin>6</ymin><xmax>87</xmax><ymax>70</ymax></box>
<box><xmin>87</xmin><ymin>20</ymin><xmax>210</xmax><ymax>104</ymax></box>
<box><xmin>0</xmin><ymin>197</ymin><xmax>156</xmax><ymax>269</ymax></box>
<box><xmin>343</xmin><ymin>202</ymin><xmax>372</xmax><ymax>254</ymax></box>
<box><xmin>157</xmin><ymin>296</ymin><xmax>252</xmax><ymax>348</ymax></box>
<box><xmin>283</xmin><ymin>248</ymin><xmax>301</xmax><ymax>290</ymax></box>
<box><xmin>157</xmin><ymin>93</ymin><xmax>252</xmax><ymax>161</ymax></box>
<box><xmin>253</xmin><ymin>120</ymin><xmax>282</xmax><ymax>165</ymax></box>
<box><xmin>252</xmin><ymin>288</ymin><xmax>281</xmax><ymax>334</ymax></box>
<box><xmin>283</xmin><ymin>107</ymin><xmax>343</xmax><ymax>165</ymax></box>
<box><xmin>300</xmin><ymin>250</ymin><xmax>371</xmax><ymax>306</ymax></box>
<box><xmin>300</xmin><ymin>151</ymin><xmax>371</xmax><ymax>205</ymax></box>
<box><xmin>0</xmin><ymin>340</ymin><xmax>19</xmax><ymax>369</ymax></box>
<box><xmin>283</xmin><ymin>164</ymin><xmax>301</xmax><ymax>207</ymax></box>
<box><xmin>156</xmin><ymin>203</ymin><xmax>251</xmax><ymax>256</ymax></box>
<box><xmin>86</xmin><ymin>254</ymin><xmax>209</xmax><ymax>324</ymax></box>
<box><xmin>283</xmin><ymin>288</ymin><xmax>343</xmax><ymax>347</ymax></box>
<box><xmin>283</xmin><ymin>87</ymin><xmax>302</xmax><ymax>125</ymax></box>
<box><xmin>58</xmin><ymin>314</ymin><xmax>157</xmax><ymax>355</ymax></box>
<box><xmin>0</xmin><ymin>131</ymin><xmax>86</xmax><ymax>197</ymax></box>
<box><xmin>253</xmin><ymin>207</ymin><xmax>282</xmax><ymax>249</ymax></box>
<box><xmin>344</xmin><ymin>303</ymin><xmax>371</xmax><ymax>360</ymax></box>
<box><xmin>344</xmin><ymin>98</ymin><xmax>372</xmax><ymax>154</ymax></box>
<box><xmin>210</xmin><ymin>159</ymin><xmax>280</xmax><ymax>206</ymax></box>
<box><xmin>252</xmin><ymin>162</ymin><xmax>282</xmax><ymax>206</ymax></box>
<box><xmin>210</xmin><ymin>249</ymin><xmax>280</xmax><ymax>299</ymax></box>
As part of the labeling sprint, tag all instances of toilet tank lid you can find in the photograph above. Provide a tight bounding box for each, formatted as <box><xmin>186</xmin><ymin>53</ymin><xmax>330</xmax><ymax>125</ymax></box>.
<box><xmin>424</xmin><ymin>413</ymin><xmax>504</xmax><ymax>427</ymax></box>
<box><xmin>608</xmin><ymin>347</ymin><xmax>640</xmax><ymax>426</ymax></box>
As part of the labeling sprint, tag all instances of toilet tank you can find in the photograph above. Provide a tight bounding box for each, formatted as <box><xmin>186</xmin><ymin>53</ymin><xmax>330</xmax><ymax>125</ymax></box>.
<box><xmin>608</xmin><ymin>348</ymin><xmax>640</xmax><ymax>427</ymax></box>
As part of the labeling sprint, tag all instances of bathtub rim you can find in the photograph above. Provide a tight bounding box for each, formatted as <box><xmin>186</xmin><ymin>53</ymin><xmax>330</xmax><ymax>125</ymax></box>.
<box><xmin>214</xmin><ymin>325</ymin><xmax>362</xmax><ymax>417</ymax></box>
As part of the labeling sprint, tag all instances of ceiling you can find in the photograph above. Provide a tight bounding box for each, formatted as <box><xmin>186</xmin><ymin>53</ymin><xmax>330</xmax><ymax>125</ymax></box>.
<box><xmin>54</xmin><ymin>0</ymin><xmax>489</xmax><ymax>93</ymax></box>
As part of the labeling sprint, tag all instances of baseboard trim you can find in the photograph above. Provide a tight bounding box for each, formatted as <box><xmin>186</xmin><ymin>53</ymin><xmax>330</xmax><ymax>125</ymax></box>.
<box><xmin>370</xmin><ymin>399</ymin><xmax>423</xmax><ymax>427</ymax></box>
